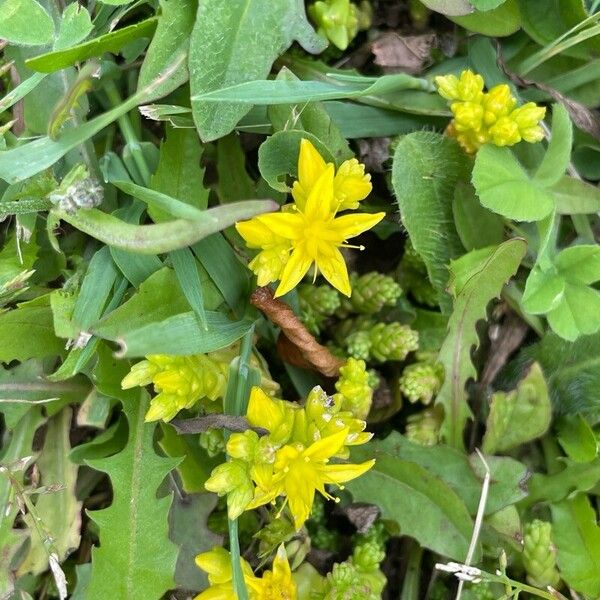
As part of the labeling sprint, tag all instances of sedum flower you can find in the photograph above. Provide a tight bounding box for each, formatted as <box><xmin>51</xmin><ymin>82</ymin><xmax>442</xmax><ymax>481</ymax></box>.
<box><xmin>195</xmin><ymin>545</ymin><xmax>296</xmax><ymax>600</ymax></box>
<box><xmin>435</xmin><ymin>70</ymin><xmax>546</xmax><ymax>153</ymax></box>
<box><xmin>248</xmin><ymin>427</ymin><xmax>374</xmax><ymax>530</ymax></box>
<box><xmin>292</xmin><ymin>139</ymin><xmax>372</xmax><ymax>212</ymax></box>
<box><xmin>121</xmin><ymin>353</ymin><xmax>229</xmax><ymax>422</ymax></box>
<box><xmin>523</xmin><ymin>520</ymin><xmax>560</xmax><ymax>589</ymax></box>
<box><xmin>205</xmin><ymin>386</ymin><xmax>374</xmax><ymax>530</ymax></box>
<box><xmin>236</xmin><ymin>139</ymin><xmax>382</xmax><ymax>297</ymax></box>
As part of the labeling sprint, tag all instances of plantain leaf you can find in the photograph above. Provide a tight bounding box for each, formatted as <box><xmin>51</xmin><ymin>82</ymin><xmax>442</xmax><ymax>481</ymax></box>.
<box><xmin>189</xmin><ymin>0</ymin><xmax>325</xmax><ymax>141</ymax></box>
<box><xmin>436</xmin><ymin>239</ymin><xmax>527</xmax><ymax>448</ymax></box>
<box><xmin>392</xmin><ymin>131</ymin><xmax>471</xmax><ymax>313</ymax></box>
<box><xmin>86</xmin><ymin>392</ymin><xmax>181</xmax><ymax>600</ymax></box>
<box><xmin>17</xmin><ymin>407</ymin><xmax>82</xmax><ymax>576</ymax></box>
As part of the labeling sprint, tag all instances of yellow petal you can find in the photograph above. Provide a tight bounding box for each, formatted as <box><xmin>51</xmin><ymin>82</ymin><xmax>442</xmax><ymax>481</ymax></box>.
<box><xmin>303</xmin><ymin>164</ymin><xmax>336</xmax><ymax>221</ymax></box>
<box><xmin>321</xmin><ymin>459</ymin><xmax>375</xmax><ymax>484</ymax></box>
<box><xmin>246</xmin><ymin>386</ymin><xmax>284</xmax><ymax>432</ymax></box>
<box><xmin>334</xmin><ymin>158</ymin><xmax>372</xmax><ymax>211</ymax></box>
<box><xmin>304</xmin><ymin>428</ymin><xmax>349</xmax><ymax>461</ymax></box>
<box><xmin>254</xmin><ymin>212</ymin><xmax>304</xmax><ymax>241</ymax></box>
<box><xmin>285</xmin><ymin>463</ymin><xmax>317</xmax><ymax>529</ymax></box>
<box><xmin>297</xmin><ymin>138</ymin><xmax>328</xmax><ymax>210</ymax></box>
<box><xmin>315</xmin><ymin>246</ymin><xmax>351</xmax><ymax>297</ymax></box>
<box><xmin>193</xmin><ymin>584</ymin><xmax>236</xmax><ymax>600</ymax></box>
<box><xmin>329</xmin><ymin>211</ymin><xmax>385</xmax><ymax>240</ymax></box>
<box><xmin>236</xmin><ymin>217</ymin><xmax>284</xmax><ymax>248</ymax></box>
<box><xmin>274</xmin><ymin>247</ymin><xmax>313</xmax><ymax>297</ymax></box>
<box><xmin>272</xmin><ymin>544</ymin><xmax>292</xmax><ymax>581</ymax></box>
<box><xmin>195</xmin><ymin>547</ymin><xmax>232</xmax><ymax>583</ymax></box>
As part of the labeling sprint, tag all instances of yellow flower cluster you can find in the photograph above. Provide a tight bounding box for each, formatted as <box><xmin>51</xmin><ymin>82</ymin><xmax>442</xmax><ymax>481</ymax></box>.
<box><xmin>435</xmin><ymin>70</ymin><xmax>546</xmax><ymax>153</ymax></box>
<box><xmin>205</xmin><ymin>386</ymin><xmax>374</xmax><ymax>530</ymax></box>
<box><xmin>195</xmin><ymin>544</ymin><xmax>296</xmax><ymax>600</ymax></box>
<box><xmin>121</xmin><ymin>348</ymin><xmax>278</xmax><ymax>422</ymax></box>
<box><xmin>236</xmin><ymin>139</ymin><xmax>384</xmax><ymax>298</ymax></box>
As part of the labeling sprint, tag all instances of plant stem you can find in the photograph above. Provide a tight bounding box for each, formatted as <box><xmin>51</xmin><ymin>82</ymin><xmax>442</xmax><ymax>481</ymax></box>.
<box><xmin>103</xmin><ymin>79</ymin><xmax>152</xmax><ymax>186</ymax></box>
<box><xmin>400</xmin><ymin>542</ymin><xmax>423</xmax><ymax>600</ymax></box>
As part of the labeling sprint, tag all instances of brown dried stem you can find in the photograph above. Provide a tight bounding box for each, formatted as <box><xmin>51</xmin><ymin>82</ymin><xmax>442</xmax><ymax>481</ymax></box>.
<box><xmin>250</xmin><ymin>287</ymin><xmax>344</xmax><ymax>377</ymax></box>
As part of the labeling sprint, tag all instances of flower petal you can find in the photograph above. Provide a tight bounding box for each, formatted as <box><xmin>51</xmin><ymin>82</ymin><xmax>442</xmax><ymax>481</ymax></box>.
<box><xmin>303</xmin><ymin>164</ymin><xmax>336</xmax><ymax>221</ymax></box>
<box><xmin>334</xmin><ymin>158</ymin><xmax>372</xmax><ymax>211</ymax></box>
<box><xmin>236</xmin><ymin>217</ymin><xmax>282</xmax><ymax>248</ymax></box>
<box><xmin>246</xmin><ymin>386</ymin><xmax>285</xmax><ymax>432</ymax></box>
<box><xmin>329</xmin><ymin>211</ymin><xmax>385</xmax><ymax>240</ymax></box>
<box><xmin>321</xmin><ymin>459</ymin><xmax>375</xmax><ymax>484</ymax></box>
<box><xmin>274</xmin><ymin>247</ymin><xmax>313</xmax><ymax>297</ymax></box>
<box><xmin>297</xmin><ymin>138</ymin><xmax>328</xmax><ymax>209</ymax></box>
<box><xmin>256</xmin><ymin>212</ymin><xmax>304</xmax><ymax>241</ymax></box>
<box><xmin>304</xmin><ymin>428</ymin><xmax>349</xmax><ymax>461</ymax></box>
<box><xmin>316</xmin><ymin>246</ymin><xmax>351</xmax><ymax>297</ymax></box>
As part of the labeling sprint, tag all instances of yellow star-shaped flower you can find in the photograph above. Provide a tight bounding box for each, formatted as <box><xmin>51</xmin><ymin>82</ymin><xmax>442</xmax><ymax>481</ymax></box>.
<box><xmin>237</xmin><ymin>165</ymin><xmax>383</xmax><ymax>297</ymax></box>
<box><xmin>292</xmin><ymin>138</ymin><xmax>372</xmax><ymax>212</ymax></box>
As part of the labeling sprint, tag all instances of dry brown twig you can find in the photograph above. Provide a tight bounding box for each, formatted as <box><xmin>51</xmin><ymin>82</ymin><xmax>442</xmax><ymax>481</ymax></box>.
<box><xmin>250</xmin><ymin>286</ymin><xmax>344</xmax><ymax>377</ymax></box>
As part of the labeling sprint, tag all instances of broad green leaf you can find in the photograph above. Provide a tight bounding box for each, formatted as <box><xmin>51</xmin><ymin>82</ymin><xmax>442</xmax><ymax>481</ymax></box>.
<box><xmin>168</xmin><ymin>491</ymin><xmax>221</xmax><ymax>591</ymax></box>
<box><xmin>472</xmin><ymin>145</ymin><xmax>555</xmax><ymax>221</ymax></box>
<box><xmin>189</xmin><ymin>0</ymin><xmax>326</xmax><ymax>141</ymax></box>
<box><xmin>452</xmin><ymin>182</ymin><xmax>505</xmax><ymax>251</ymax></box>
<box><xmin>53</xmin><ymin>3</ymin><xmax>92</xmax><ymax>50</ymax></box>
<box><xmin>547</xmin><ymin>283</ymin><xmax>600</xmax><ymax>341</ymax></box>
<box><xmin>419</xmin><ymin>0</ymin><xmax>472</xmax><ymax>15</ymax></box>
<box><xmin>170</xmin><ymin>247</ymin><xmax>207</xmax><ymax>328</ymax></box>
<box><xmin>0</xmin><ymin>0</ymin><xmax>54</xmax><ymax>46</ymax></box>
<box><xmin>555</xmin><ymin>245</ymin><xmax>600</xmax><ymax>284</ymax></box>
<box><xmin>52</xmin><ymin>199</ymin><xmax>278</xmax><ymax>254</ymax></box>
<box><xmin>86</xmin><ymin>392</ymin><xmax>181</xmax><ymax>600</ymax></box>
<box><xmin>392</xmin><ymin>132</ymin><xmax>471</xmax><ymax>313</ymax></box>
<box><xmin>25</xmin><ymin>18</ymin><xmax>157</xmax><ymax>73</ymax></box>
<box><xmin>192</xmin><ymin>234</ymin><xmax>250</xmax><ymax>315</ymax></box>
<box><xmin>69</xmin><ymin>417</ymin><xmax>128</xmax><ymax>465</ymax></box>
<box><xmin>73</xmin><ymin>247</ymin><xmax>118</xmax><ymax>332</ymax></box>
<box><xmin>0</xmin><ymin>408</ymin><xmax>45</xmax><ymax>597</ymax></box>
<box><xmin>522</xmin><ymin>267</ymin><xmax>565</xmax><ymax>314</ymax></box>
<box><xmin>258</xmin><ymin>130</ymin><xmax>336</xmax><ymax>193</ymax></box>
<box><xmin>113</xmin><ymin>311</ymin><xmax>255</xmax><ymax>357</ymax></box>
<box><xmin>150</xmin><ymin>126</ymin><xmax>208</xmax><ymax>218</ymax></box>
<box><xmin>552</xmin><ymin>495</ymin><xmax>600</xmax><ymax>598</ymax></box>
<box><xmin>557</xmin><ymin>414</ymin><xmax>598</xmax><ymax>463</ymax></box>
<box><xmin>348</xmin><ymin>438</ymin><xmax>477</xmax><ymax>561</ymax></box>
<box><xmin>512</xmin><ymin>331</ymin><xmax>600</xmax><ymax>418</ymax></box>
<box><xmin>533</xmin><ymin>104</ymin><xmax>572</xmax><ymax>188</ymax></box>
<box><xmin>482</xmin><ymin>363</ymin><xmax>552</xmax><ymax>454</ymax></box>
<box><xmin>367</xmin><ymin>433</ymin><xmax>528</xmax><ymax>516</ymax></box>
<box><xmin>552</xmin><ymin>175</ymin><xmax>600</xmax><ymax>214</ymax></box>
<box><xmin>91</xmin><ymin>268</ymin><xmax>191</xmax><ymax>339</ymax></box>
<box><xmin>269</xmin><ymin>68</ymin><xmax>352</xmax><ymax>164</ymax></box>
<box><xmin>17</xmin><ymin>407</ymin><xmax>81</xmax><ymax>576</ymax></box>
<box><xmin>437</xmin><ymin>239</ymin><xmax>527</xmax><ymax>448</ymax></box>
<box><xmin>0</xmin><ymin>296</ymin><xmax>64</xmax><ymax>362</ymax></box>
<box><xmin>138</xmin><ymin>0</ymin><xmax>196</xmax><ymax>98</ymax></box>
<box><xmin>450</xmin><ymin>0</ymin><xmax>521</xmax><ymax>36</ymax></box>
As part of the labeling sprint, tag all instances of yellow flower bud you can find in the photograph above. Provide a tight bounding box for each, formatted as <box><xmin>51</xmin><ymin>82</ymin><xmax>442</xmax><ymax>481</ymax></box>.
<box><xmin>484</xmin><ymin>84</ymin><xmax>516</xmax><ymax>119</ymax></box>
<box><xmin>511</xmin><ymin>103</ymin><xmax>547</xmax><ymax>142</ymax></box>
<box><xmin>452</xmin><ymin>102</ymin><xmax>484</xmax><ymax>132</ymax></box>
<box><xmin>489</xmin><ymin>116</ymin><xmax>521</xmax><ymax>146</ymax></box>
<box><xmin>205</xmin><ymin>459</ymin><xmax>254</xmax><ymax>520</ymax></box>
<box><xmin>456</xmin><ymin>70</ymin><xmax>485</xmax><ymax>102</ymax></box>
<box><xmin>435</xmin><ymin>74</ymin><xmax>460</xmax><ymax>101</ymax></box>
<box><xmin>226</xmin><ymin>431</ymin><xmax>258</xmax><ymax>460</ymax></box>
<box><xmin>248</xmin><ymin>243</ymin><xmax>292</xmax><ymax>287</ymax></box>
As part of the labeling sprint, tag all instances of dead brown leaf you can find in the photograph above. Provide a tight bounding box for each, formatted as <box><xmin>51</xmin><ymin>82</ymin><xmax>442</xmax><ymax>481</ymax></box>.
<box><xmin>371</xmin><ymin>32</ymin><xmax>435</xmax><ymax>74</ymax></box>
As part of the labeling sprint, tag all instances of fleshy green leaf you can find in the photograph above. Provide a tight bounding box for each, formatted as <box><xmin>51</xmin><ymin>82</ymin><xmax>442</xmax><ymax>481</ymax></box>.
<box><xmin>392</xmin><ymin>132</ymin><xmax>471</xmax><ymax>313</ymax></box>
<box><xmin>17</xmin><ymin>407</ymin><xmax>81</xmax><ymax>576</ymax></box>
<box><xmin>86</xmin><ymin>392</ymin><xmax>181</xmax><ymax>600</ymax></box>
<box><xmin>189</xmin><ymin>0</ymin><xmax>325</xmax><ymax>141</ymax></box>
<box><xmin>437</xmin><ymin>239</ymin><xmax>527</xmax><ymax>448</ymax></box>
<box><xmin>419</xmin><ymin>0</ymin><xmax>472</xmax><ymax>15</ymax></box>
<box><xmin>557</xmin><ymin>415</ymin><xmax>598</xmax><ymax>463</ymax></box>
<box><xmin>482</xmin><ymin>363</ymin><xmax>552</xmax><ymax>454</ymax></box>
<box><xmin>449</xmin><ymin>0</ymin><xmax>521</xmax><ymax>36</ymax></box>
<box><xmin>472</xmin><ymin>145</ymin><xmax>555</xmax><ymax>222</ymax></box>
<box><xmin>552</xmin><ymin>495</ymin><xmax>600</xmax><ymax>598</ymax></box>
